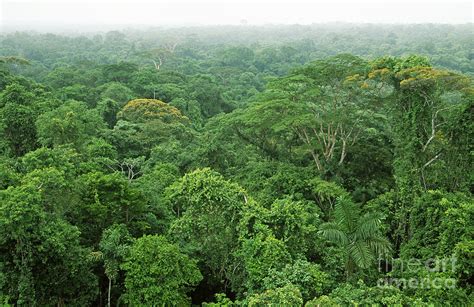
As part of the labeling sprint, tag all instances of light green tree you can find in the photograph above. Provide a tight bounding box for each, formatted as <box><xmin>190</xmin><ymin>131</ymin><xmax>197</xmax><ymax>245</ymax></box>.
<box><xmin>122</xmin><ymin>235</ymin><xmax>202</xmax><ymax>305</ymax></box>
<box><xmin>247</xmin><ymin>284</ymin><xmax>303</xmax><ymax>307</ymax></box>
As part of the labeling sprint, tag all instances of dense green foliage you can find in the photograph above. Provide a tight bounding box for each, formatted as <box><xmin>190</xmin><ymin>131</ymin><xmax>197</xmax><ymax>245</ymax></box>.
<box><xmin>0</xmin><ymin>24</ymin><xmax>472</xmax><ymax>306</ymax></box>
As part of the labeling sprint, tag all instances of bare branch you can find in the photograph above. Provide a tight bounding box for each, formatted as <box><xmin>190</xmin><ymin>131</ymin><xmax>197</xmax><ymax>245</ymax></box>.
<box><xmin>422</xmin><ymin>108</ymin><xmax>448</xmax><ymax>152</ymax></box>
<box><xmin>151</xmin><ymin>56</ymin><xmax>162</xmax><ymax>70</ymax></box>
<box><xmin>423</xmin><ymin>152</ymin><xmax>442</xmax><ymax>169</ymax></box>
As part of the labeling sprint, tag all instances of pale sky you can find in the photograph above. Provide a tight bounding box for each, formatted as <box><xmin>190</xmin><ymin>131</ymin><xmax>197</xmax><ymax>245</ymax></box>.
<box><xmin>1</xmin><ymin>0</ymin><xmax>473</xmax><ymax>31</ymax></box>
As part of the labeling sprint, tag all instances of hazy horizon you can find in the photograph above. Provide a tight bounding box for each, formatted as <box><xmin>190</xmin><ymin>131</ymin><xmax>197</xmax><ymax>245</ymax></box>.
<box><xmin>1</xmin><ymin>0</ymin><xmax>472</xmax><ymax>33</ymax></box>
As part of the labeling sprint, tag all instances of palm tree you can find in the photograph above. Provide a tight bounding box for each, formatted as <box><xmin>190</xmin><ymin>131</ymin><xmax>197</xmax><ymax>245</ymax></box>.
<box><xmin>318</xmin><ymin>196</ymin><xmax>391</xmax><ymax>279</ymax></box>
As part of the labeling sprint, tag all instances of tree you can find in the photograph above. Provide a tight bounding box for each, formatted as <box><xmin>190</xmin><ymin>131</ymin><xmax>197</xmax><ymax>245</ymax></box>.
<box><xmin>133</xmin><ymin>163</ymin><xmax>180</xmax><ymax>233</ymax></box>
<box><xmin>118</xmin><ymin>98</ymin><xmax>188</xmax><ymax>124</ymax></box>
<box><xmin>286</xmin><ymin>56</ymin><xmax>374</xmax><ymax>172</ymax></box>
<box><xmin>188</xmin><ymin>75</ymin><xmax>231</xmax><ymax>118</ymax></box>
<box><xmin>246</xmin><ymin>284</ymin><xmax>303</xmax><ymax>307</ymax></box>
<box><xmin>240</xmin><ymin>234</ymin><xmax>292</xmax><ymax>293</ymax></box>
<box><xmin>217</xmin><ymin>47</ymin><xmax>254</xmax><ymax>68</ymax></box>
<box><xmin>0</xmin><ymin>177</ymin><xmax>97</xmax><ymax>305</ymax></box>
<box><xmin>226</xmin><ymin>55</ymin><xmax>381</xmax><ymax>176</ymax></box>
<box><xmin>321</xmin><ymin>281</ymin><xmax>412</xmax><ymax>306</ymax></box>
<box><xmin>318</xmin><ymin>196</ymin><xmax>391</xmax><ymax>279</ymax></box>
<box><xmin>401</xmin><ymin>190</ymin><xmax>473</xmax><ymax>261</ymax></box>
<box><xmin>110</xmin><ymin>98</ymin><xmax>194</xmax><ymax>158</ymax></box>
<box><xmin>309</xmin><ymin>177</ymin><xmax>349</xmax><ymax>219</ymax></box>
<box><xmin>0</xmin><ymin>56</ymin><xmax>30</xmax><ymax>67</ymax></box>
<box><xmin>98</xmin><ymin>82</ymin><xmax>135</xmax><ymax>106</ymax></box>
<box><xmin>139</xmin><ymin>47</ymin><xmax>176</xmax><ymax>71</ymax></box>
<box><xmin>0</xmin><ymin>157</ymin><xmax>19</xmax><ymax>189</ymax></box>
<box><xmin>170</xmin><ymin>97</ymin><xmax>203</xmax><ymax>127</ymax></box>
<box><xmin>58</xmin><ymin>84</ymin><xmax>95</xmax><ymax>104</ymax></box>
<box><xmin>80</xmin><ymin>138</ymin><xmax>118</xmax><ymax>173</ymax></box>
<box><xmin>20</xmin><ymin>145</ymin><xmax>79</xmax><ymax>175</ymax></box>
<box><xmin>263</xmin><ymin>259</ymin><xmax>328</xmax><ymax>301</ymax></box>
<box><xmin>367</xmin><ymin>56</ymin><xmax>472</xmax><ymax>246</ymax></box>
<box><xmin>167</xmin><ymin>168</ymin><xmax>249</xmax><ymax>294</ymax></box>
<box><xmin>0</xmin><ymin>83</ymin><xmax>38</xmax><ymax>156</ymax></box>
<box><xmin>1</xmin><ymin>103</ymin><xmax>37</xmax><ymax>156</ymax></box>
<box><xmin>101</xmin><ymin>62</ymin><xmax>138</xmax><ymax>84</ymax></box>
<box><xmin>265</xmin><ymin>198</ymin><xmax>320</xmax><ymax>258</ymax></box>
<box><xmin>239</xmin><ymin>196</ymin><xmax>321</xmax><ymax>259</ymax></box>
<box><xmin>99</xmin><ymin>224</ymin><xmax>134</xmax><ymax>307</ymax></box>
<box><xmin>122</xmin><ymin>235</ymin><xmax>202</xmax><ymax>305</ymax></box>
<box><xmin>96</xmin><ymin>98</ymin><xmax>120</xmax><ymax>128</ymax></box>
<box><xmin>72</xmin><ymin>171</ymin><xmax>148</xmax><ymax>247</ymax></box>
<box><xmin>36</xmin><ymin>100</ymin><xmax>106</xmax><ymax>149</ymax></box>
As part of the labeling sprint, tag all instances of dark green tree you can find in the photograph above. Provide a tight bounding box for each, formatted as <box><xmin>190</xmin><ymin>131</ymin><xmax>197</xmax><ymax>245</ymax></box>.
<box><xmin>318</xmin><ymin>196</ymin><xmax>391</xmax><ymax>279</ymax></box>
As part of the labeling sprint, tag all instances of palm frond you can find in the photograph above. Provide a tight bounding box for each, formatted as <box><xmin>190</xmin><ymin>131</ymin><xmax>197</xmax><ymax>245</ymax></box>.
<box><xmin>355</xmin><ymin>212</ymin><xmax>382</xmax><ymax>241</ymax></box>
<box><xmin>365</xmin><ymin>235</ymin><xmax>392</xmax><ymax>257</ymax></box>
<box><xmin>334</xmin><ymin>196</ymin><xmax>359</xmax><ymax>232</ymax></box>
<box><xmin>349</xmin><ymin>241</ymin><xmax>373</xmax><ymax>269</ymax></box>
<box><xmin>318</xmin><ymin>222</ymin><xmax>349</xmax><ymax>246</ymax></box>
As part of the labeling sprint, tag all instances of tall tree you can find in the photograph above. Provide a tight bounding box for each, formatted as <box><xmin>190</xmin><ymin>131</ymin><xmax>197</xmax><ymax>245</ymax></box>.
<box><xmin>167</xmin><ymin>168</ymin><xmax>249</xmax><ymax>295</ymax></box>
<box><xmin>367</xmin><ymin>56</ymin><xmax>472</xmax><ymax>246</ymax></box>
<box><xmin>99</xmin><ymin>224</ymin><xmax>134</xmax><ymax>307</ymax></box>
